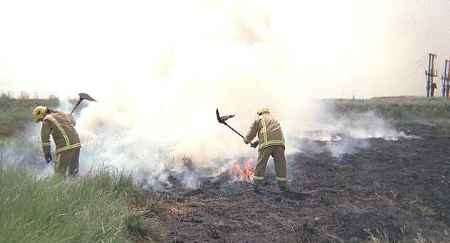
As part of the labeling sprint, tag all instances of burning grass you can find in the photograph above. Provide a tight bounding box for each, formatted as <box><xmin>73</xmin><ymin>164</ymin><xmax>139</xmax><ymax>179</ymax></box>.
<box><xmin>229</xmin><ymin>158</ymin><xmax>255</xmax><ymax>182</ymax></box>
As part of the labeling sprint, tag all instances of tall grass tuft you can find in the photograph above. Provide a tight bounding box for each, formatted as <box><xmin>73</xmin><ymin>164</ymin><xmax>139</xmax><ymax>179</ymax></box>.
<box><xmin>0</xmin><ymin>167</ymin><xmax>133</xmax><ymax>243</ymax></box>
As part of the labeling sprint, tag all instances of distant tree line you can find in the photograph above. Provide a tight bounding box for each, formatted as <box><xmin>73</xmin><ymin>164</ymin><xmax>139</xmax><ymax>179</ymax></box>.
<box><xmin>0</xmin><ymin>91</ymin><xmax>58</xmax><ymax>101</ymax></box>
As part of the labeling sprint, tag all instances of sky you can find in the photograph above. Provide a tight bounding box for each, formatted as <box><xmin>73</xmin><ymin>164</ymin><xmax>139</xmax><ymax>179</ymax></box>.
<box><xmin>0</xmin><ymin>0</ymin><xmax>449</xmax><ymax>99</ymax></box>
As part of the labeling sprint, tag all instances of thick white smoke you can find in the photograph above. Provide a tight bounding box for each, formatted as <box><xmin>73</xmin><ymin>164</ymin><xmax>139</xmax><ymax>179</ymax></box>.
<box><xmin>73</xmin><ymin>100</ymin><xmax>412</xmax><ymax>189</ymax></box>
<box><xmin>1</xmin><ymin>0</ymin><xmax>445</xmax><ymax>188</ymax></box>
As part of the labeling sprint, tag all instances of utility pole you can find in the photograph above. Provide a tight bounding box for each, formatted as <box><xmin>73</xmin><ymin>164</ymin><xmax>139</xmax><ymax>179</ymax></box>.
<box><xmin>425</xmin><ymin>53</ymin><xmax>437</xmax><ymax>97</ymax></box>
<box><xmin>443</xmin><ymin>60</ymin><xmax>450</xmax><ymax>98</ymax></box>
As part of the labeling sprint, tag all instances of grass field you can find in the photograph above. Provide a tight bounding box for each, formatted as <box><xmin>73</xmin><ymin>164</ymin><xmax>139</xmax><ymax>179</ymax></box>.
<box><xmin>0</xmin><ymin>167</ymin><xmax>142</xmax><ymax>243</ymax></box>
<box><xmin>1</xmin><ymin>95</ymin><xmax>449</xmax><ymax>242</ymax></box>
<box><xmin>0</xmin><ymin>165</ymin><xmax>166</xmax><ymax>242</ymax></box>
<box><xmin>330</xmin><ymin>96</ymin><xmax>450</xmax><ymax>121</ymax></box>
<box><xmin>0</xmin><ymin>95</ymin><xmax>157</xmax><ymax>242</ymax></box>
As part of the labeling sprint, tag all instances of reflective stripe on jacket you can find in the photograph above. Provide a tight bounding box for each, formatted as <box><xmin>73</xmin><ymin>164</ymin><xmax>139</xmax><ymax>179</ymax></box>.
<box><xmin>245</xmin><ymin>112</ymin><xmax>285</xmax><ymax>150</ymax></box>
<box><xmin>41</xmin><ymin>111</ymin><xmax>81</xmax><ymax>155</ymax></box>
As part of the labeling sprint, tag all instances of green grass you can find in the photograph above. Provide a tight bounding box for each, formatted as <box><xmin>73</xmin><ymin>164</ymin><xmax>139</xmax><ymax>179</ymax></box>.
<box><xmin>329</xmin><ymin>96</ymin><xmax>450</xmax><ymax>121</ymax></box>
<box><xmin>0</xmin><ymin>167</ymin><xmax>139</xmax><ymax>243</ymax></box>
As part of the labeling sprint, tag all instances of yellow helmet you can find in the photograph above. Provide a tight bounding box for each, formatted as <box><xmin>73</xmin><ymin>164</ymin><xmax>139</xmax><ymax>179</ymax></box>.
<box><xmin>32</xmin><ymin>106</ymin><xmax>48</xmax><ymax>122</ymax></box>
<box><xmin>257</xmin><ymin>108</ymin><xmax>270</xmax><ymax>116</ymax></box>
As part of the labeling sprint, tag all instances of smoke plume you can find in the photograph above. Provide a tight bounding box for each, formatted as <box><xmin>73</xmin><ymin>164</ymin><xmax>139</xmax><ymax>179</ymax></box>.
<box><xmin>0</xmin><ymin>0</ymin><xmax>444</xmax><ymax>188</ymax></box>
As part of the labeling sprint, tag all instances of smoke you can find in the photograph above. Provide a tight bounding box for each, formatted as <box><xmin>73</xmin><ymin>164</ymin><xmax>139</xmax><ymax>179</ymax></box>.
<box><xmin>292</xmin><ymin>109</ymin><xmax>414</xmax><ymax>159</ymax></box>
<box><xmin>71</xmin><ymin>98</ymin><xmax>415</xmax><ymax>189</ymax></box>
<box><xmin>0</xmin><ymin>0</ymin><xmax>442</xmax><ymax>188</ymax></box>
<box><xmin>0</xmin><ymin>125</ymin><xmax>51</xmax><ymax>173</ymax></box>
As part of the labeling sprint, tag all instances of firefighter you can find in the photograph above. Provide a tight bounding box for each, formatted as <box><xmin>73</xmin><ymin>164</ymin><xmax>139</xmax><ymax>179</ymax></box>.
<box><xmin>32</xmin><ymin>106</ymin><xmax>81</xmax><ymax>177</ymax></box>
<box><xmin>244</xmin><ymin>108</ymin><xmax>288</xmax><ymax>192</ymax></box>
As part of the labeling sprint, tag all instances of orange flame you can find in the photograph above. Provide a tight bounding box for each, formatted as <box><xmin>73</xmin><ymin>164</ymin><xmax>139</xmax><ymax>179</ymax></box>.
<box><xmin>230</xmin><ymin>159</ymin><xmax>254</xmax><ymax>182</ymax></box>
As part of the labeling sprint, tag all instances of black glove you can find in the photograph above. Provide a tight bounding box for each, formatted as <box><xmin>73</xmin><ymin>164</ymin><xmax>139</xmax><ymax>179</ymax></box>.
<box><xmin>45</xmin><ymin>152</ymin><xmax>52</xmax><ymax>163</ymax></box>
<box><xmin>250</xmin><ymin>141</ymin><xmax>259</xmax><ymax>148</ymax></box>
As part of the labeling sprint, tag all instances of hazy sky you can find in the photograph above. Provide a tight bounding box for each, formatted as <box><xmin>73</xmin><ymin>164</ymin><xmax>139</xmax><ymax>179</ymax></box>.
<box><xmin>0</xmin><ymin>0</ymin><xmax>449</xmax><ymax>98</ymax></box>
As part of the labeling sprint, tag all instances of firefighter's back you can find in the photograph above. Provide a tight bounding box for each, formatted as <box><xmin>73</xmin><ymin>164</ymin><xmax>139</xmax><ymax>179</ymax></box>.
<box><xmin>43</xmin><ymin>111</ymin><xmax>80</xmax><ymax>152</ymax></box>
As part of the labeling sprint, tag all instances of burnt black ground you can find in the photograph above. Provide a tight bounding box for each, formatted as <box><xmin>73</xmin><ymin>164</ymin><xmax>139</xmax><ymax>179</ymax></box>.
<box><xmin>139</xmin><ymin>122</ymin><xmax>450</xmax><ymax>243</ymax></box>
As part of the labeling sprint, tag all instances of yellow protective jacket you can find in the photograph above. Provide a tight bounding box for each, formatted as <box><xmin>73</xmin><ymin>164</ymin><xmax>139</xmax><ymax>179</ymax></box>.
<box><xmin>41</xmin><ymin>111</ymin><xmax>81</xmax><ymax>155</ymax></box>
<box><xmin>245</xmin><ymin>109</ymin><xmax>285</xmax><ymax>150</ymax></box>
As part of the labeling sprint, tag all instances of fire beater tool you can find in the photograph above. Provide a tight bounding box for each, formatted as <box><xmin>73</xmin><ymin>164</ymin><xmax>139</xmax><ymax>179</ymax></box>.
<box><xmin>216</xmin><ymin>108</ymin><xmax>258</xmax><ymax>148</ymax></box>
<box><xmin>71</xmin><ymin>93</ymin><xmax>96</xmax><ymax>114</ymax></box>
<box><xmin>216</xmin><ymin>108</ymin><xmax>242</xmax><ymax>137</ymax></box>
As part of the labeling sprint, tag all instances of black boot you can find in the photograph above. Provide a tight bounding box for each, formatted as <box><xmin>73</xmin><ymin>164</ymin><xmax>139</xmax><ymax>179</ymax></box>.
<box><xmin>253</xmin><ymin>179</ymin><xmax>264</xmax><ymax>193</ymax></box>
<box><xmin>278</xmin><ymin>181</ymin><xmax>289</xmax><ymax>192</ymax></box>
